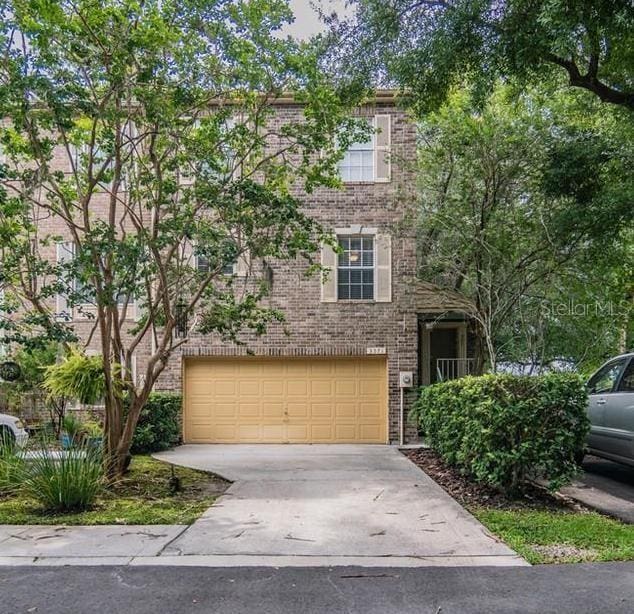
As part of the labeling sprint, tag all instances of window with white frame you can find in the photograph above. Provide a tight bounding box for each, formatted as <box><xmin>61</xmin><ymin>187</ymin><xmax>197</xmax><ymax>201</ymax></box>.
<box><xmin>338</xmin><ymin>131</ymin><xmax>374</xmax><ymax>182</ymax></box>
<box><xmin>337</xmin><ymin>236</ymin><xmax>374</xmax><ymax>300</ymax></box>
<box><xmin>337</xmin><ymin>115</ymin><xmax>391</xmax><ymax>183</ymax></box>
<box><xmin>196</xmin><ymin>253</ymin><xmax>236</xmax><ymax>276</ymax></box>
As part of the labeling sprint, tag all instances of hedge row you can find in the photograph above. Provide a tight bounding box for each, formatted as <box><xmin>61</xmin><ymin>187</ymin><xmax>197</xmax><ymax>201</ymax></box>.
<box><xmin>410</xmin><ymin>373</ymin><xmax>589</xmax><ymax>493</ymax></box>
<box><xmin>131</xmin><ymin>393</ymin><xmax>182</xmax><ymax>454</ymax></box>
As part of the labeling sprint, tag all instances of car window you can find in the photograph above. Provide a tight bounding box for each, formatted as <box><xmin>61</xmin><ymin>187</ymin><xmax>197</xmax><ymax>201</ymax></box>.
<box><xmin>617</xmin><ymin>359</ymin><xmax>634</xmax><ymax>393</ymax></box>
<box><xmin>587</xmin><ymin>359</ymin><xmax>627</xmax><ymax>394</ymax></box>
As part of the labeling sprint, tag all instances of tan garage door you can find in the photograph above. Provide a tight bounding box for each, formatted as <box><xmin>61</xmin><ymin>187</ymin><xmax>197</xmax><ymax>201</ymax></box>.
<box><xmin>183</xmin><ymin>357</ymin><xmax>388</xmax><ymax>443</ymax></box>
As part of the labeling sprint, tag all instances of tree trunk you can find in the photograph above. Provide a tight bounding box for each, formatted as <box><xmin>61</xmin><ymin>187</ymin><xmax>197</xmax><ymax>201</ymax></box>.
<box><xmin>472</xmin><ymin>321</ymin><xmax>488</xmax><ymax>375</ymax></box>
<box><xmin>103</xmin><ymin>393</ymin><xmax>131</xmax><ymax>481</ymax></box>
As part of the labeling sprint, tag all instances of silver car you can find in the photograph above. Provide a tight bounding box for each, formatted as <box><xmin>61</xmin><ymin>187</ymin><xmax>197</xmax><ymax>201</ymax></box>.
<box><xmin>585</xmin><ymin>352</ymin><xmax>634</xmax><ymax>466</ymax></box>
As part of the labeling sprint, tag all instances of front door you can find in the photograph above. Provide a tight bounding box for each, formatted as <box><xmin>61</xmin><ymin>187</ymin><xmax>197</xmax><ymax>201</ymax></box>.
<box><xmin>429</xmin><ymin>328</ymin><xmax>458</xmax><ymax>384</ymax></box>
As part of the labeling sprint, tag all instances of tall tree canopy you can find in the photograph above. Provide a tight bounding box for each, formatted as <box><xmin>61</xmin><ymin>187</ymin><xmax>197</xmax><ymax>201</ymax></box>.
<box><xmin>0</xmin><ymin>0</ymin><xmax>357</xmax><ymax>476</ymax></box>
<box><xmin>329</xmin><ymin>0</ymin><xmax>634</xmax><ymax>113</ymax></box>
<box><xmin>417</xmin><ymin>84</ymin><xmax>633</xmax><ymax>371</ymax></box>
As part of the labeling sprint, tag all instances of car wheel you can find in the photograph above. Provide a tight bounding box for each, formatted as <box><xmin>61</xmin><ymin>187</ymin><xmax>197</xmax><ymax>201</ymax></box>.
<box><xmin>0</xmin><ymin>426</ymin><xmax>16</xmax><ymax>452</ymax></box>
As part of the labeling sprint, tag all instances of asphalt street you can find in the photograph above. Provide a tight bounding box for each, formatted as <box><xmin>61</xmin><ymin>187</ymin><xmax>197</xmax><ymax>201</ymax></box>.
<box><xmin>1</xmin><ymin>563</ymin><xmax>633</xmax><ymax>614</ymax></box>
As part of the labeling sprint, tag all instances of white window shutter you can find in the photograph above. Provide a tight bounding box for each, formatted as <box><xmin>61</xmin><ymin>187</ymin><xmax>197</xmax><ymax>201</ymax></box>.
<box><xmin>56</xmin><ymin>241</ymin><xmax>75</xmax><ymax>320</ymax></box>
<box><xmin>320</xmin><ymin>242</ymin><xmax>337</xmax><ymax>303</ymax></box>
<box><xmin>375</xmin><ymin>233</ymin><xmax>392</xmax><ymax>302</ymax></box>
<box><xmin>374</xmin><ymin>114</ymin><xmax>391</xmax><ymax>183</ymax></box>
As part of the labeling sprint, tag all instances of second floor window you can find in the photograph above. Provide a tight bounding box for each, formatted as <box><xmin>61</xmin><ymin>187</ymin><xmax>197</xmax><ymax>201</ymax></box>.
<box><xmin>337</xmin><ymin>236</ymin><xmax>374</xmax><ymax>300</ymax></box>
<box><xmin>338</xmin><ymin>134</ymin><xmax>374</xmax><ymax>182</ymax></box>
<box><xmin>196</xmin><ymin>254</ymin><xmax>236</xmax><ymax>276</ymax></box>
<box><xmin>337</xmin><ymin>115</ymin><xmax>391</xmax><ymax>183</ymax></box>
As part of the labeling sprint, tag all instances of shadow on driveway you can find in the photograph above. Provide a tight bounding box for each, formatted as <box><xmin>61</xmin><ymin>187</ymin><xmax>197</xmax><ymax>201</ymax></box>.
<box><xmin>559</xmin><ymin>455</ymin><xmax>634</xmax><ymax>523</ymax></box>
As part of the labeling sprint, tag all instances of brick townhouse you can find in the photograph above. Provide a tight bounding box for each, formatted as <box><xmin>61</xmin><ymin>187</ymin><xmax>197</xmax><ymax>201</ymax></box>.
<box><xmin>3</xmin><ymin>90</ymin><xmax>473</xmax><ymax>445</ymax></box>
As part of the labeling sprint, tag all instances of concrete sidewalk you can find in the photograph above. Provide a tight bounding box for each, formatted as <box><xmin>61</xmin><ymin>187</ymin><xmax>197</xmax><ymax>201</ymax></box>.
<box><xmin>0</xmin><ymin>525</ymin><xmax>188</xmax><ymax>566</ymax></box>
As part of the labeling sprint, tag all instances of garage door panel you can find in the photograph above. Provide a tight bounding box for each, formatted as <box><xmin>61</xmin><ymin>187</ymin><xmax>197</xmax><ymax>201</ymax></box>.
<box><xmin>262</xmin><ymin>402</ymin><xmax>284</xmax><ymax>417</ymax></box>
<box><xmin>237</xmin><ymin>425</ymin><xmax>261</xmax><ymax>440</ymax></box>
<box><xmin>214</xmin><ymin>402</ymin><xmax>238</xmax><ymax>418</ymax></box>
<box><xmin>263</xmin><ymin>380</ymin><xmax>284</xmax><ymax>396</ymax></box>
<box><xmin>360</xmin><ymin>402</ymin><xmax>382</xmax><ymax>418</ymax></box>
<box><xmin>184</xmin><ymin>357</ymin><xmax>387</xmax><ymax>443</ymax></box>
<box><xmin>310</xmin><ymin>424</ymin><xmax>335</xmax><ymax>441</ymax></box>
<box><xmin>238</xmin><ymin>403</ymin><xmax>259</xmax><ymax>418</ymax></box>
<box><xmin>287</xmin><ymin>380</ymin><xmax>309</xmax><ymax>396</ymax></box>
<box><xmin>311</xmin><ymin>402</ymin><xmax>334</xmax><ymax>419</ymax></box>
<box><xmin>287</xmin><ymin>424</ymin><xmax>309</xmax><ymax>442</ymax></box>
<box><xmin>310</xmin><ymin>380</ymin><xmax>334</xmax><ymax>396</ymax></box>
<box><xmin>261</xmin><ymin>424</ymin><xmax>285</xmax><ymax>440</ymax></box>
<box><xmin>360</xmin><ymin>379</ymin><xmax>382</xmax><ymax>396</ymax></box>
<box><xmin>359</xmin><ymin>424</ymin><xmax>383</xmax><ymax>441</ymax></box>
<box><xmin>334</xmin><ymin>424</ymin><xmax>356</xmax><ymax>440</ymax></box>
<box><xmin>287</xmin><ymin>402</ymin><xmax>309</xmax><ymax>418</ymax></box>
<box><xmin>238</xmin><ymin>380</ymin><xmax>260</xmax><ymax>396</ymax></box>
<box><xmin>335</xmin><ymin>380</ymin><xmax>356</xmax><ymax>396</ymax></box>
<box><xmin>215</xmin><ymin>380</ymin><xmax>237</xmax><ymax>396</ymax></box>
<box><xmin>335</xmin><ymin>402</ymin><xmax>357</xmax><ymax>419</ymax></box>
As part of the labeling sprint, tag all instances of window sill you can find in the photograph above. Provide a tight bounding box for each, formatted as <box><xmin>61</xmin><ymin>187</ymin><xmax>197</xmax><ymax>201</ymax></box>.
<box><xmin>341</xmin><ymin>180</ymin><xmax>390</xmax><ymax>185</ymax></box>
<box><xmin>333</xmin><ymin>299</ymin><xmax>378</xmax><ymax>304</ymax></box>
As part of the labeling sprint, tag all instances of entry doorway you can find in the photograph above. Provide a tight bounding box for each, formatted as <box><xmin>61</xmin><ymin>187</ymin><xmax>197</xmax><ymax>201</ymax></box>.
<box><xmin>419</xmin><ymin>320</ymin><xmax>469</xmax><ymax>386</ymax></box>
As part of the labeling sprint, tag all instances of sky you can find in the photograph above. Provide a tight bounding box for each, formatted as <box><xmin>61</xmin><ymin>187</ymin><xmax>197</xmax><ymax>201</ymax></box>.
<box><xmin>284</xmin><ymin>0</ymin><xmax>351</xmax><ymax>39</ymax></box>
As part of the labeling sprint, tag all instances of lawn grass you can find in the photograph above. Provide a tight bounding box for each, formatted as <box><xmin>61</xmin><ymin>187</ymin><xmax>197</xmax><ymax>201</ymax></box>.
<box><xmin>473</xmin><ymin>508</ymin><xmax>634</xmax><ymax>564</ymax></box>
<box><xmin>0</xmin><ymin>455</ymin><xmax>227</xmax><ymax>525</ymax></box>
<box><xmin>405</xmin><ymin>449</ymin><xmax>634</xmax><ymax>565</ymax></box>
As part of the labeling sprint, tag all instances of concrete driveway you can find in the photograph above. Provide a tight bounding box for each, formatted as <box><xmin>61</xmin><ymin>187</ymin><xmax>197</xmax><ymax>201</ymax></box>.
<box><xmin>155</xmin><ymin>445</ymin><xmax>526</xmax><ymax>567</ymax></box>
<box><xmin>559</xmin><ymin>455</ymin><xmax>634</xmax><ymax>523</ymax></box>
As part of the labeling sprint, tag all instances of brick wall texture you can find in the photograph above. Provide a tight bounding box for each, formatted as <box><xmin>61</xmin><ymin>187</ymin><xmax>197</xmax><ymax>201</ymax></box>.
<box><xmin>23</xmin><ymin>98</ymin><xmax>469</xmax><ymax>444</ymax></box>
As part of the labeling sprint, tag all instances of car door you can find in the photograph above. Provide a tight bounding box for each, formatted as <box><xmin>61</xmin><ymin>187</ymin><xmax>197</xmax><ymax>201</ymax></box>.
<box><xmin>601</xmin><ymin>358</ymin><xmax>634</xmax><ymax>460</ymax></box>
<box><xmin>586</xmin><ymin>358</ymin><xmax>628</xmax><ymax>452</ymax></box>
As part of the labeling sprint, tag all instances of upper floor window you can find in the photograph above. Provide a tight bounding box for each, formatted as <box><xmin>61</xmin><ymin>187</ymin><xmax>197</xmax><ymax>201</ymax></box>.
<box><xmin>196</xmin><ymin>254</ymin><xmax>236</xmax><ymax>276</ymax></box>
<box><xmin>338</xmin><ymin>115</ymin><xmax>391</xmax><ymax>183</ymax></box>
<box><xmin>339</xmin><ymin>136</ymin><xmax>374</xmax><ymax>182</ymax></box>
<box><xmin>337</xmin><ymin>236</ymin><xmax>374</xmax><ymax>300</ymax></box>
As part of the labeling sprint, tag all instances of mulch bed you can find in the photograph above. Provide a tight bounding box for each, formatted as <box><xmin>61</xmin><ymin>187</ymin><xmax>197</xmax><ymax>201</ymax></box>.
<box><xmin>403</xmin><ymin>448</ymin><xmax>567</xmax><ymax>511</ymax></box>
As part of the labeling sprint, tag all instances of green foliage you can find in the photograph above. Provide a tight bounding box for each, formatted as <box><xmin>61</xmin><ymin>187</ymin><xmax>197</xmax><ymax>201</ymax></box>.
<box><xmin>131</xmin><ymin>393</ymin><xmax>181</xmax><ymax>454</ymax></box>
<box><xmin>82</xmin><ymin>421</ymin><xmax>103</xmax><ymax>439</ymax></box>
<box><xmin>337</xmin><ymin>0</ymin><xmax>634</xmax><ymax>112</ymax></box>
<box><xmin>5</xmin><ymin>444</ymin><xmax>104</xmax><ymax>512</ymax></box>
<box><xmin>61</xmin><ymin>414</ymin><xmax>83</xmax><ymax>438</ymax></box>
<box><xmin>0</xmin><ymin>455</ymin><xmax>221</xmax><ymax>525</ymax></box>
<box><xmin>411</xmin><ymin>373</ymin><xmax>589</xmax><ymax>493</ymax></box>
<box><xmin>416</xmin><ymin>83</ymin><xmax>633</xmax><ymax>370</ymax></box>
<box><xmin>43</xmin><ymin>349</ymin><xmax>108</xmax><ymax>406</ymax></box>
<box><xmin>0</xmin><ymin>443</ymin><xmax>21</xmax><ymax>495</ymax></box>
<box><xmin>0</xmin><ymin>0</ymin><xmax>361</xmax><ymax>473</ymax></box>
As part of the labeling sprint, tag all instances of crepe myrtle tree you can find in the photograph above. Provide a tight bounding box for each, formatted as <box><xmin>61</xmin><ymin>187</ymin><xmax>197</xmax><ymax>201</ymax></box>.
<box><xmin>0</xmin><ymin>0</ymin><xmax>363</xmax><ymax>478</ymax></box>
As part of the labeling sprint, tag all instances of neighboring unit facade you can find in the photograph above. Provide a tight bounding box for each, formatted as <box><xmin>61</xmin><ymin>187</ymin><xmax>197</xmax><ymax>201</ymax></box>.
<box><xmin>4</xmin><ymin>92</ymin><xmax>474</xmax><ymax>445</ymax></box>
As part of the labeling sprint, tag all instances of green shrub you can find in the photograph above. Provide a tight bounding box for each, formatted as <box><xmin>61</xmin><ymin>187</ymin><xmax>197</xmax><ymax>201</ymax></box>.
<box><xmin>131</xmin><ymin>393</ymin><xmax>181</xmax><ymax>454</ymax></box>
<box><xmin>43</xmin><ymin>349</ymin><xmax>112</xmax><ymax>405</ymax></box>
<box><xmin>18</xmin><ymin>444</ymin><xmax>104</xmax><ymax>512</ymax></box>
<box><xmin>0</xmin><ymin>445</ymin><xmax>22</xmax><ymax>496</ymax></box>
<box><xmin>62</xmin><ymin>414</ymin><xmax>83</xmax><ymax>438</ymax></box>
<box><xmin>410</xmin><ymin>373</ymin><xmax>589</xmax><ymax>493</ymax></box>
